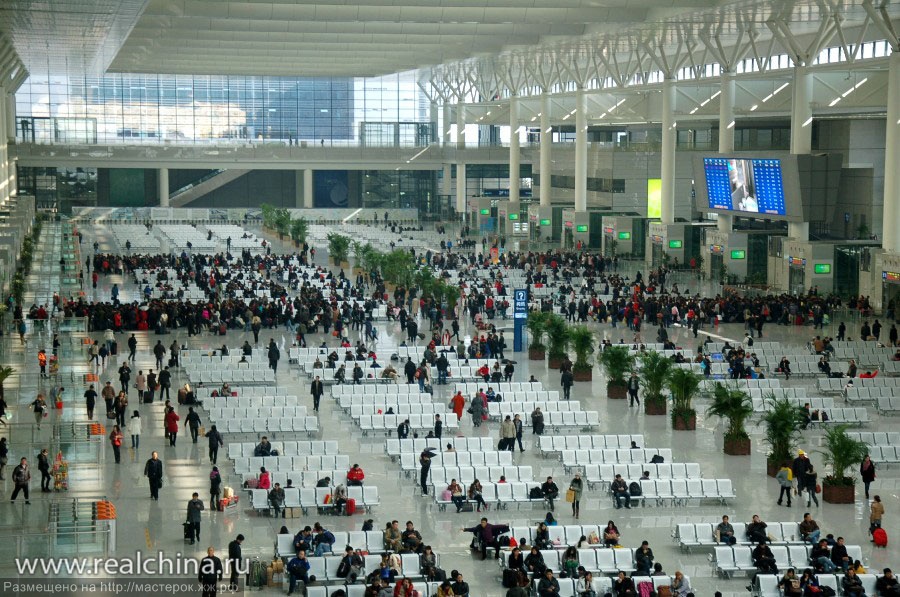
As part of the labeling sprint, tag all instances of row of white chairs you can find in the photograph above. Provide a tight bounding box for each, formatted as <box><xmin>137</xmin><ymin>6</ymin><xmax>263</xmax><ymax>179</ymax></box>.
<box><xmin>227</xmin><ymin>440</ymin><xmax>338</xmax><ymax>459</ymax></box>
<box><xmin>629</xmin><ymin>478</ymin><xmax>736</xmax><ymax>506</ymax></box>
<box><xmin>820</xmin><ymin>377</ymin><xmax>900</xmax><ymax>392</ymax></box>
<box><xmin>208</xmin><ymin>417</ymin><xmax>318</xmax><ymax>434</ymax></box>
<box><xmin>540</xmin><ymin>435</ymin><xmax>645</xmax><ymax>453</ymax></box>
<box><xmin>274</xmin><ymin>530</ymin><xmax>403</xmax><ymax>558</ymax></box>
<box><xmin>242</xmin><ymin>469</ymin><xmax>349</xmax><ymax>488</ymax></box>
<box><xmin>676</xmin><ymin>521</ymin><xmax>832</xmax><ymax>552</ymax></box>
<box><xmin>713</xmin><ymin>544</ymin><xmax>862</xmax><ymax>578</ymax></box>
<box><xmin>188</xmin><ymin>369</ymin><xmax>275</xmax><ymax>385</ymax></box>
<box><xmin>386</xmin><ymin>437</ymin><xmax>496</xmax><ymax>458</ymax></box>
<box><xmin>249</xmin><ymin>485</ymin><xmax>379</xmax><ymax>515</ymax></box>
<box><xmin>330</xmin><ymin>383</ymin><xmax>427</xmax><ymax>397</ymax></box>
<box><xmin>846</xmin><ymin>431</ymin><xmax>900</xmax><ymax>446</ymax></box>
<box><xmin>754</xmin><ymin>573</ymin><xmax>878</xmax><ymax>597</ymax></box>
<box><xmin>806</xmin><ymin>407</ymin><xmax>870</xmax><ymax>426</ymax></box>
<box><xmin>356</xmin><ymin>413</ymin><xmax>459</xmax><ymax>435</ymax></box>
<box><xmin>338</xmin><ymin>393</ymin><xmax>435</xmax><ymax>409</ymax></box>
<box><xmin>350</xmin><ymin>404</ymin><xmax>446</xmax><ymax>418</ymax></box>
<box><xmin>453</xmin><ymin>382</ymin><xmax>545</xmax><ymax>394</ymax></box>
<box><xmin>747</xmin><ymin>387</ymin><xmax>808</xmax><ymax>401</ymax></box>
<box><xmin>752</xmin><ymin>397</ymin><xmax>832</xmax><ymax>413</ymax></box>
<box><xmin>558</xmin><ymin>448</ymin><xmax>673</xmax><ymax>468</ymax></box>
<box><xmin>233</xmin><ymin>455</ymin><xmax>350</xmax><ymax>474</ymax></box>
<box><xmin>567</xmin><ymin>463</ymin><xmax>700</xmax><ymax>484</ymax></box>
<box><xmin>432</xmin><ymin>480</ymin><xmax>544</xmax><ymax>510</ymax></box>
<box><xmin>848</xmin><ymin>386</ymin><xmax>900</xmax><ymax>401</ymax></box>
<box><xmin>398</xmin><ymin>450</ymin><xmax>514</xmax><ymax>472</ymax></box>
<box><xmin>702</xmin><ymin>379</ymin><xmax>783</xmax><ymax>391</ymax></box>
<box><xmin>428</xmin><ymin>465</ymin><xmax>534</xmax><ymax>486</ymax></box>
<box><xmin>208</xmin><ymin>406</ymin><xmax>309</xmax><ymax>421</ymax></box>
<box><xmin>203</xmin><ymin>396</ymin><xmax>301</xmax><ymax>409</ymax></box>
<box><xmin>271</xmin><ymin>551</ymin><xmax>441</xmax><ymax>586</ymax></box>
<box><xmin>487</xmin><ymin>400</ymin><xmax>578</xmax><ymax>418</ymax></box>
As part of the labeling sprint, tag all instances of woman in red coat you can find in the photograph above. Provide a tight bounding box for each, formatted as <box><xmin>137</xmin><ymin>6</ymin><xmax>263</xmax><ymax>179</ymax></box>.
<box><xmin>164</xmin><ymin>407</ymin><xmax>180</xmax><ymax>447</ymax></box>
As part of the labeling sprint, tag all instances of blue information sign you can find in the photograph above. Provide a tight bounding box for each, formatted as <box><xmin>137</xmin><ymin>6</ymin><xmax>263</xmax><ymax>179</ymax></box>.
<box><xmin>513</xmin><ymin>289</ymin><xmax>528</xmax><ymax>352</ymax></box>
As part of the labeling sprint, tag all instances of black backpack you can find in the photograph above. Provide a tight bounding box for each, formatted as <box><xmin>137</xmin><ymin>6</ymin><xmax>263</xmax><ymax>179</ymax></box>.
<box><xmin>529</xmin><ymin>487</ymin><xmax>543</xmax><ymax>499</ymax></box>
<box><xmin>628</xmin><ymin>481</ymin><xmax>642</xmax><ymax>496</ymax></box>
<box><xmin>650</xmin><ymin>454</ymin><xmax>664</xmax><ymax>464</ymax></box>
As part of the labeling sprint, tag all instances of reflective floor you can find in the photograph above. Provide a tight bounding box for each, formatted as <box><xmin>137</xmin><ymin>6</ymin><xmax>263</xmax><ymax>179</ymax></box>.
<box><xmin>0</xmin><ymin>223</ymin><xmax>897</xmax><ymax>597</ymax></box>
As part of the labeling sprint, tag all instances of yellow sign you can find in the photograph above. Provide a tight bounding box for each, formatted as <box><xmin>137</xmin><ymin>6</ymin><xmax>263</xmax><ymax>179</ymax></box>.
<box><xmin>647</xmin><ymin>179</ymin><xmax>662</xmax><ymax>219</ymax></box>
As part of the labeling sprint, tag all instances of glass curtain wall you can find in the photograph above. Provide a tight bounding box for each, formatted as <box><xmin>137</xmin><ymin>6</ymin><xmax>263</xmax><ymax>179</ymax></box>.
<box><xmin>16</xmin><ymin>71</ymin><xmax>428</xmax><ymax>146</ymax></box>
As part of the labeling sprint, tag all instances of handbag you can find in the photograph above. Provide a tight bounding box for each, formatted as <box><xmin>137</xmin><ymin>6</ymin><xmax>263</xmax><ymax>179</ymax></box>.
<box><xmin>815</xmin><ymin>484</ymin><xmax>822</xmax><ymax>494</ymax></box>
<box><xmin>565</xmin><ymin>488</ymin><xmax>576</xmax><ymax>503</ymax></box>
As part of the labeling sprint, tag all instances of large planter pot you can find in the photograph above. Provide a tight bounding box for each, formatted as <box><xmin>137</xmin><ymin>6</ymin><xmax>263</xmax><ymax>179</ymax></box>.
<box><xmin>672</xmin><ymin>412</ymin><xmax>697</xmax><ymax>430</ymax></box>
<box><xmin>645</xmin><ymin>400</ymin><xmax>667</xmax><ymax>415</ymax></box>
<box><xmin>529</xmin><ymin>348</ymin><xmax>546</xmax><ymax>361</ymax></box>
<box><xmin>766</xmin><ymin>460</ymin><xmax>780</xmax><ymax>478</ymax></box>
<box><xmin>822</xmin><ymin>483</ymin><xmax>855</xmax><ymax>504</ymax></box>
<box><xmin>607</xmin><ymin>381</ymin><xmax>627</xmax><ymax>399</ymax></box>
<box><xmin>572</xmin><ymin>368</ymin><xmax>592</xmax><ymax>382</ymax></box>
<box><xmin>723</xmin><ymin>437</ymin><xmax>751</xmax><ymax>456</ymax></box>
<box><xmin>548</xmin><ymin>357</ymin><xmax>564</xmax><ymax>370</ymax></box>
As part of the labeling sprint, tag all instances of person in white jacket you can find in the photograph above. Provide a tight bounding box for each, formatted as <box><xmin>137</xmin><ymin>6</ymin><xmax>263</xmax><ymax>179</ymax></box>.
<box><xmin>129</xmin><ymin>410</ymin><xmax>142</xmax><ymax>449</ymax></box>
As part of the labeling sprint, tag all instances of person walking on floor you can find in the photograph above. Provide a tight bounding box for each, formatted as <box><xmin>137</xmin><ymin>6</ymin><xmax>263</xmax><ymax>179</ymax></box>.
<box><xmin>776</xmin><ymin>462</ymin><xmax>793</xmax><ymax>507</ymax></box>
<box><xmin>560</xmin><ymin>369</ymin><xmax>574</xmax><ymax>400</ymax></box>
<box><xmin>568</xmin><ymin>473</ymin><xmax>584</xmax><ymax>519</ymax></box>
<box><xmin>227</xmin><ymin>535</ymin><xmax>244</xmax><ymax>591</ymax></box>
<box><xmin>109</xmin><ymin>425</ymin><xmax>123</xmax><ymax>464</ymax></box>
<box><xmin>205</xmin><ymin>425</ymin><xmax>223</xmax><ymax>464</ymax></box>
<box><xmin>186</xmin><ymin>492</ymin><xmax>205</xmax><ymax>544</ymax></box>
<box><xmin>10</xmin><ymin>457</ymin><xmax>31</xmax><ymax>504</ymax></box>
<box><xmin>311</xmin><ymin>376</ymin><xmax>324</xmax><ymax>412</ymax></box>
<box><xmin>165</xmin><ymin>407</ymin><xmax>180</xmax><ymax>446</ymax></box>
<box><xmin>129</xmin><ymin>411</ymin><xmax>142</xmax><ymax>449</ymax></box>
<box><xmin>31</xmin><ymin>394</ymin><xmax>46</xmax><ymax>429</ymax></box>
<box><xmin>209</xmin><ymin>466</ymin><xmax>222</xmax><ymax>511</ymax></box>
<box><xmin>144</xmin><ymin>451</ymin><xmax>163</xmax><ymax>501</ymax></box>
<box><xmin>186</xmin><ymin>407</ymin><xmax>202</xmax><ymax>443</ymax></box>
<box><xmin>198</xmin><ymin>547</ymin><xmax>223</xmax><ymax>597</ymax></box>
<box><xmin>37</xmin><ymin>448</ymin><xmax>51</xmax><ymax>492</ymax></box>
<box><xmin>627</xmin><ymin>373</ymin><xmax>640</xmax><ymax>407</ymax></box>
<box><xmin>83</xmin><ymin>385</ymin><xmax>97</xmax><ymax>420</ymax></box>
<box><xmin>861</xmin><ymin>455</ymin><xmax>877</xmax><ymax>500</ymax></box>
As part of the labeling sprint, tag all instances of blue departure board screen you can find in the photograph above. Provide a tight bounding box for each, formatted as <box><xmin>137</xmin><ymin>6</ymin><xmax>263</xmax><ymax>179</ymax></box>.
<box><xmin>703</xmin><ymin>158</ymin><xmax>786</xmax><ymax>216</ymax></box>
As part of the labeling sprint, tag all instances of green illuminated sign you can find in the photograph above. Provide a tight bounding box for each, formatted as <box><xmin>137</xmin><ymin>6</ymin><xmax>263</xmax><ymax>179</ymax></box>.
<box><xmin>479</xmin><ymin>208</ymin><xmax>490</xmax><ymax>215</ymax></box>
<box><xmin>508</xmin><ymin>213</ymin><xmax>519</xmax><ymax>220</ymax></box>
<box><xmin>814</xmin><ymin>263</ymin><xmax>831</xmax><ymax>274</ymax></box>
<box><xmin>730</xmin><ymin>250</ymin><xmax>746</xmax><ymax>259</ymax></box>
<box><xmin>668</xmin><ymin>240</ymin><xmax>683</xmax><ymax>249</ymax></box>
<box><xmin>540</xmin><ymin>219</ymin><xmax>551</xmax><ymax>226</ymax></box>
<box><xmin>576</xmin><ymin>225</ymin><xmax>588</xmax><ymax>233</ymax></box>
<box><xmin>618</xmin><ymin>232</ymin><xmax>631</xmax><ymax>240</ymax></box>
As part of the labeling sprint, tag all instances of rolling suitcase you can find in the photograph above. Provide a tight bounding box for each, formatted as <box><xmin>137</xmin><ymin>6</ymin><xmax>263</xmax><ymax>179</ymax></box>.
<box><xmin>110</xmin><ymin>341</ymin><xmax>118</xmax><ymax>355</ymax></box>
<box><xmin>247</xmin><ymin>558</ymin><xmax>267</xmax><ymax>589</ymax></box>
<box><xmin>873</xmin><ymin>527</ymin><xmax>888</xmax><ymax>547</ymax></box>
<box><xmin>345</xmin><ymin>498</ymin><xmax>356</xmax><ymax>516</ymax></box>
<box><xmin>182</xmin><ymin>522</ymin><xmax>193</xmax><ymax>543</ymax></box>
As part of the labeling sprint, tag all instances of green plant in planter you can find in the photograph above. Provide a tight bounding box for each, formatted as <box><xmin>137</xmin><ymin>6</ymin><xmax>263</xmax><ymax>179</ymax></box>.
<box><xmin>569</xmin><ymin>326</ymin><xmax>595</xmax><ymax>374</ymax></box>
<box><xmin>819</xmin><ymin>425</ymin><xmax>869</xmax><ymax>488</ymax></box>
<box><xmin>273</xmin><ymin>208</ymin><xmax>292</xmax><ymax>240</ymax></box>
<box><xmin>526</xmin><ymin>311</ymin><xmax>550</xmax><ymax>358</ymax></box>
<box><xmin>598</xmin><ymin>345</ymin><xmax>635</xmax><ymax>398</ymax></box>
<box><xmin>0</xmin><ymin>366</ymin><xmax>14</xmax><ymax>401</ymax></box>
<box><xmin>706</xmin><ymin>383</ymin><xmax>754</xmax><ymax>454</ymax></box>
<box><xmin>11</xmin><ymin>274</ymin><xmax>26</xmax><ymax>305</ymax></box>
<box><xmin>326</xmin><ymin>232</ymin><xmax>351</xmax><ymax>266</ymax></box>
<box><xmin>639</xmin><ymin>350</ymin><xmax>673</xmax><ymax>414</ymax></box>
<box><xmin>289</xmin><ymin>217</ymin><xmax>308</xmax><ymax>246</ymax></box>
<box><xmin>758</xmin><ymin>394</ymin><xmax>806</xmax><ymax>474</ymax></box>
<box><xmin>380</xmin><ymin>249</ymin><xmax>417</xmax><ymax>288</ymax></box>
<box><xmin>441</xmin><ymin>283</ymin><xmax>460</xmax><ymax>317</ymax></box>
<box><xmin>260</xmin><ymin>203</ymin><xmax>276</xmax><ymax>229</ymax></box>
<box><xmin>668</xmin><ymin>367</ymin><xmax>702</xmax><ymax>428</ymax></box>
<box><xmin>545</xmin><ymin>313</ymin><xmax>571</xmax><ymax>366</ymax></box>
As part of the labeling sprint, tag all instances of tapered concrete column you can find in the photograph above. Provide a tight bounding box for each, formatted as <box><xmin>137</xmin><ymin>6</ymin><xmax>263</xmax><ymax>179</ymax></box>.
<box><xmin>456</xmin><ymin>164</ymin><xmax>467</xmax><ymax>213</ymax></box>
<box><xmin>442</xmin><ymin>163</ymin><xmax>452</xmax><ymax>197</ymax></box>
<box><xmin>718</xmin><ymin>71</ymin><xmax>736</xmax><ymax>233</ymax></box>
<box><xmin>442</xmin><ymin>104</ymin><xmax>452</xmax><ymax>147</ymax></box>
<box><xmin>456</xmin><ymin>102</ymin><xmax>466</xmax><ymax>150</ymax></box>
<box><xmin>882</xmin><ymin>52</ymin><xmax>900</xmax><ymax>253</ymax></box>
<box><xmin>5</xmin><ymin>92</ymin><xmax>14</xmax><ymax>142</ymax></box>
<box><xmin>0</xmin><ymin>88</ymin><xmax>7</xmax><ymax>201</ymax></box>
<box><xmin>660</xmin><ymin>77</ymin><xmax>677</xmax><ymax>225</ymax></box>
<box><xmin>509</xmin><ymin>95</ymin><xmax>520</xmax><ymax>203</ymax></box>
<box><xmin>303</xmin><ymin>169</ymin><xmax>314</xmax><ymax>208</ymax></box>
<box><xmin>790</xmin><ymin>65</ymin><xmax>813</xmax><ymax>155</ymax></box>
<box><xmin>574</xmin><ymin>87</ymin><xmax>587</xmax><ymax>212</ymax></box>
<box><xmin>158</xmin><ymin>167</ymin><xmax>169</xmax><ymax>207</ymax></box>
<box><xmin>540</xmin><ymin>93</ymin><xmax>552</xmax><ymax>207</ymax></box>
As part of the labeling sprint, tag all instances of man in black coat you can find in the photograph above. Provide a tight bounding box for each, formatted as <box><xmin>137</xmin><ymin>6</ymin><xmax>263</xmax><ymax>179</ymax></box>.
<box><xmin>560</xmin><ymin>370</ymin><xmax>574</xmax><ymax>400</ymax></box>
<box><xmin>227</xmin><ymin>534</ymin><xmax>244</xmax><ymax>590</ymax></box>
<box><xmin>198</xmin><ymin>546</ymin><xmax>223</xmax><ymax>597</ymax></box>
<box><xmin>268</xmin><ymin>339</ymin><xmax>280</xmax><ymax>373</ymax></box>
<box><xmin>310</xmin><ymin>376</ymin><xmax>324</xmax><ymax>412</ymax></box>
<box><xmin>462</xmin><ymin>518</ymin><xmax>510</xmax><ymax>560</ymax></box>
<box><xmin>404</xmin><ymin>359</ymin><xmax>417</xmax><ymax>384</ymax></box>
<box><xmin>143</xmin><ymin>451</ymin><xmax>163</xmax><ymax>501</ymax></box>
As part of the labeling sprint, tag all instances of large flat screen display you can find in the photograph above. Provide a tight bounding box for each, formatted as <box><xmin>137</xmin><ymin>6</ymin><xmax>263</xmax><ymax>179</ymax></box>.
<box><xmin>703</xmin><ymin>158</ymin><xmax>786</xmax><ymax>215</ymax></box>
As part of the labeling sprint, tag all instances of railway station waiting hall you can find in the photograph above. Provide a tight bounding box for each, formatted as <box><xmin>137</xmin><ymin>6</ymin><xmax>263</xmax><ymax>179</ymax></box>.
<box><xmin>0</xmin><ymin>1</ymin><xmax>899</xmax><ymax>596</ymax></box>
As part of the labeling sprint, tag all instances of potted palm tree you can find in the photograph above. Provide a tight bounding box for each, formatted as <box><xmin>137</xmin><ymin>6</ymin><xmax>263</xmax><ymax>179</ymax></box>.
<box><xmin>441</xmin><ymin>283</ymin><xmax>460</xmax><ymax>320</ymax></box>
<box><xmin>289</xmin><ymin>217</ymin><xmax>308</xmax><ymax>248</ymax></box>
<box><xmin>326</xmin><ymin>232</ymin><xmax>351</xmax><ymax>267</ymax></box>
<box><xmin>639</xmin><ymin>350</ymin><xmax>673</xmax><ymax>415</ymax></box>
<box><xmin>0</xmin><ymin>366</ymin><xmax>14</xmax><ymax>403</ymax></box>
<box><xmin>758</xmin><ymin>394</ymin><xmax>806</xmax><ymax>477</ymax></box>
<box><xmin>569</xmin><ymin>326</ymin><xmax>595</xmax><ymax>381</ymax></box>
<box><xmin>273</xmin><ymin>208</ymin><xmax>292</xmax><ymax>241</ymax></box>
<box><xmin>526</xmin><ymin>311</ymin><xmax>549</xmax><ymax>361</ymax></box>
<box><xmin>706</xmin><ymin>383</ymin><xmax>754</xmax><ymax>455</ymax></box>
<box><xmin>819</xmin><ymin>425</ymin><xmax>869</xmax><ymax>504</ymax></box>
<box><xmin>598</xmin><ymin>345</ymin><xmax>634</xmax><ymax>399</ymax></box>
<box><xmin>669</xmin><ymin>367</ymin><xmax>702</xmax><ymax>429</ymax></box>
<box><xmin>545</xmin><ymin>314</ymin><xmax>570</xmax><ymax>369</ymax></box>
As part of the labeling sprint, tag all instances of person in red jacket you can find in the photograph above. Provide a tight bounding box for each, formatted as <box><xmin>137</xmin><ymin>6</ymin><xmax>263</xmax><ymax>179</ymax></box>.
<box><xmin>164</xmin><ymin>407</ymin><xmax>180</xmax><ymax>446</ymax></box>
<box><xmin>347</xmin><ymin>464</ymin><xmax>365</xmax><ymax>486</ymax></box>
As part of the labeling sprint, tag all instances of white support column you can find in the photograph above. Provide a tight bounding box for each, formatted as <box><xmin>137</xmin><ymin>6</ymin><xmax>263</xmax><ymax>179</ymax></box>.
<box><xmin>158</xmin><ymin>168</ymin><xmax>169</xmax><ymax>207</ymax></box>
<box><xmin>456</xmin><ymin>102</ymin><xmax>466</xmax><ymax>150</ymax></box>
<box><xmin>5</xmin><ymin>92</ymin><xmax>14</xmax><ymax>142</ymax></box>
<box><xmin>574</xmin><ymin>87</ymin><xmax>587</xmax><ymax>212</ymax></box>
<box><xmin>442</xmin><ymin>103</ymin><xmax>452</xmax><ymax>147</ymax></box>
<box><xmin>509</xmin><ymin>95</ymin><xmax>520</xmax><ymax>203</ymax></box>
<box><xmin>303</xmin><ymin>169</ymin><xmax>314</xmax><ymax>208</ymax></box>
<box><xmin>0</xmin><ymin>87</ymin><xmax>7</xmax><ymax>201</ymax></box>
<box><xmin>790</xmin><ymin>65</ymin><xmax>813</xmax><ymax>155</ymax></box>
<box><xmin>660</xmin><ymin>77</ymin><xmax>677</xmax><ymax>225</ymax></box>
<box><xmin>718</xmin><ymin>71</ymin><xmax>736</xmax><ymax>233</ymax></box>
<box><xmin>883</xmin><ymin>51</ymin><xmax>900</xmax><ymax>253</ymax></box>
<box><xmin>456</xmin><ymin>164</ymin><xmax>467</xmax><ymax>214</ymax></box>
<box><xmin>540</xmin><ymin>93</ymin><xmax>552</xmax><ymax>207</ymax></box>
<box><xmin>442</xmin><ymin>163</ymin><xmax>452</xmax><ymax>197</ymax></box>
<box><xmin>429</xmin><ymin>102</ymin><xmax>439</xmax><ymax>144</ymax></box>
